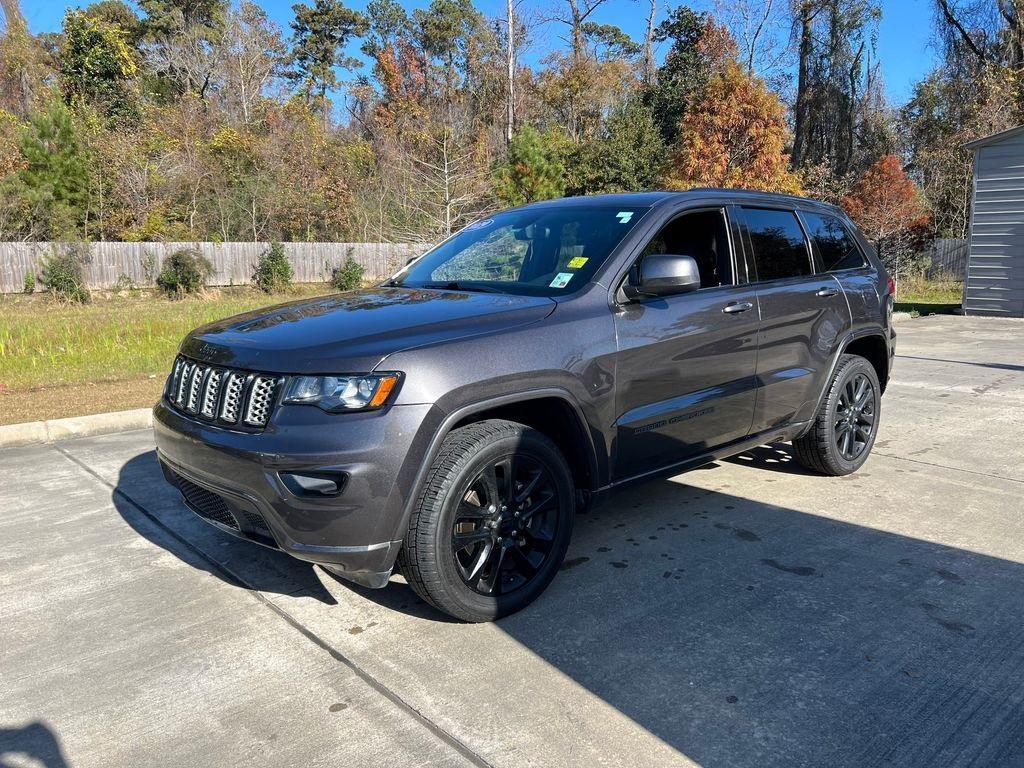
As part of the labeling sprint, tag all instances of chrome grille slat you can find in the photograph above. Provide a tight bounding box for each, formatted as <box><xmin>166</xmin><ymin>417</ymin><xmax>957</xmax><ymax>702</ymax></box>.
<box><xmin>168</xmin><ymin>358</ymin><xmax>185</xmax><ymax>402</ymax></box>
<box><xmin>220</xmin><ymin>372</ymin><xmax>246</xmax><ymax>423</ymax></box>
<box><xmin>185</xmin><ymin>364</ymin><xmax>207</xmax><ymax>413</ymax></box>
<box><xmin>201</xmin><ymin>369</ymin><xmax>222</xmax><ymax>417</ymax></box>
<box><xmin>175</xmin><ymin>360</ymin><xmax>194</xmax><ymax>405</ymax></box>
<box><xmin>165</xmin><ymin>355</ymin><xmax>279</xmax><ymax>429</ymax></box>
<box><xmin>244</xmin><ymin>376</ymin><xmax>279</xmax><ymax>425</ymax></box>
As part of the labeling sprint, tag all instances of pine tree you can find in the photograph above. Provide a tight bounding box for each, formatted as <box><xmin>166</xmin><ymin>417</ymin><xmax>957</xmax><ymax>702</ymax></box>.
<box><xmin>492</xmin><ymin>126</ymin><xmax>565</xmax><ymax>206</ymax></box>
<box><xmin>18</xmin><ymin>99</ymin><xmax>88</xmax><ymax>238</ymax></box>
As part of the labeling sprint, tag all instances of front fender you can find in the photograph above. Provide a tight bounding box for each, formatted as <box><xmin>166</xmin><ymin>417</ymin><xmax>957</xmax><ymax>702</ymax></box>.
<box><xmin>386</xmin><ymin>386</ymin><xmax>604</xmax><ymax>548</ymax></box>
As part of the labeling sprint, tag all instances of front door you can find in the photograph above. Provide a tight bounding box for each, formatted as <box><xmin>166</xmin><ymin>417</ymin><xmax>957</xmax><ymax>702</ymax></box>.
<box><xmin>612</xmin><ymin>207</ymin><xmax>760</xmax><ymax>480</ymax></box>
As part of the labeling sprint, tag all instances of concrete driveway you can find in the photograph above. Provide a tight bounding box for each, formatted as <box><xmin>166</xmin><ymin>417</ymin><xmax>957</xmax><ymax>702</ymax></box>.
<box><xmin>2</xmin><ymin>315</ymin><xmax>1022</xmax><ymax>768</ymax></box>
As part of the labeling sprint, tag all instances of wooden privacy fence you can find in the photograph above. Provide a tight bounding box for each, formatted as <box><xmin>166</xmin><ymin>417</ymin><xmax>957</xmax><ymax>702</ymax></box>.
<box><xmin>0</xmin><ymin>241</ymin><xmax>428</xmax><ymax>294</ymax></box>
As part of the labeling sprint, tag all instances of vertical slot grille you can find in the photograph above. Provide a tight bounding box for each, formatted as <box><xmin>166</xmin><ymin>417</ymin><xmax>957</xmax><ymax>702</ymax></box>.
<box><xmin>165</xmin><ymin>355</ymin><xmax>280</xmax><ymax>429</ymax></box>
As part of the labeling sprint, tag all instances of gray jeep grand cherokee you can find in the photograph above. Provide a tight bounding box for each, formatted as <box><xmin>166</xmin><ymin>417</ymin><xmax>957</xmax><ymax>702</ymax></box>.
<box><xmin>154</xmin><ymin>190</ymin><xmax>894</xmax><ymax>621</ymax></box>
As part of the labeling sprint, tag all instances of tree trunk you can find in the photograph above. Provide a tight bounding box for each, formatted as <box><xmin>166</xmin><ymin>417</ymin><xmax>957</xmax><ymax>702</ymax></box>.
<box><xmin>791</xmin><ymin>0</ymin><xmax>815</xmax><ymax>169</ymax></box>
<box><xmin>935</xmin><ymin>0</ymin><xmax>987</xmax><ymax>64</ymax></box>
<box><xmin>569</xmin><ymin>0</ymin><xmax>585</xmax><ymax>65</ymax></box>
<box><xmin>506</xmin><ymin>0</ymin><xmax>515</xmax><ymax>144</ymax></box>
<box><xmin>642</xmin><ymin>0</ymin><xmax>657</xmax><ymax>85</ymax></box>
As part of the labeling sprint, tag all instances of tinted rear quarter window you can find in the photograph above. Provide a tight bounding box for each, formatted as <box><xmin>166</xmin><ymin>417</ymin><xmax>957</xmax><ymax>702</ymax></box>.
<box><xmin>802</xmin><ymin>211</ymin><xmax>867</xmax><ymax>272</ymax></box>
<box><xmin>742</xmin><ymin>207</ymin><xmax>812</xmax><ymax>281</ymax></box>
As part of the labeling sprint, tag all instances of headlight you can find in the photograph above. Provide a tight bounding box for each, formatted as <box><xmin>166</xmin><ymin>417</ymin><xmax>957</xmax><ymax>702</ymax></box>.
<box><xmin>282</xmin><ymin>373</ymin><xmax>400</xmax><ymax>412</ymax></box>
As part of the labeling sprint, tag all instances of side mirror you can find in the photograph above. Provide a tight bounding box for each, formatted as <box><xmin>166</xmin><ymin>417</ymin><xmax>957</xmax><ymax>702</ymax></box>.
<box><xmin>625</xmin><ymin>254</ymin><xmax>701</xmax><ymax>299</ymax></box>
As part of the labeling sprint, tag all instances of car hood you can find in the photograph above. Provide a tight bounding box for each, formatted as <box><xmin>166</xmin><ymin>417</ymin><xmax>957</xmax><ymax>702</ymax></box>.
<box><xmin>179</xmin><ymin>287</ymin><xmax>556</xmax><ymax>373</ymax></box>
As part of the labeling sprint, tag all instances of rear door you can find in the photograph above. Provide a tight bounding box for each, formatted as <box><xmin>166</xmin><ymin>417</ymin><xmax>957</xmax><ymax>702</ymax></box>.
<box><xmin>799</xmin><ymin>209</ymin><xmax>882</xmax><ymax>328</ymax></box>
<box><xmin>736</xmin><ymin>206</ymin><xmax>851</xmax><ymax>434</ymax></box>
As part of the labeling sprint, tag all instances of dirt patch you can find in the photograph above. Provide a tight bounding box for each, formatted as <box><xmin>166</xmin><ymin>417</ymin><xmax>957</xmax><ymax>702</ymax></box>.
<box><xmin>0</xmin><ymin>376</ymin><xmax>164</xmax><ymax>425</ymax></box>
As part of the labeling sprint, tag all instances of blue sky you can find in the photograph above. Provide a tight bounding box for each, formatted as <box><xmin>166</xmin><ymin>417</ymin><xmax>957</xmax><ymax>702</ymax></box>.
<box><xmin>23</xmin><ymin>0</ymin><xmax>937</xmax><ymax>103</ymax></box>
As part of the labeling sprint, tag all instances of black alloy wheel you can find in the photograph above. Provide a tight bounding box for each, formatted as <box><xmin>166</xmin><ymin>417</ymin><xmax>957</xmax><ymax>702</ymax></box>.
<box><xmin>399</xmin><ymin>419</ymin><xmax>575</xmax><ymax>622</ymax></box>
<box><xmin>451</xmin><ymin>454</ymin><xmax>560</xmax><ymax>596</ymax></box>
<box><xmin>793</xmin><ymin>353</ymin><xmax>882</xmax><ymax>476</ymax></box>
<box><xmin>833</xmin><ymin>372</ymin><xmax>876</xmax><ymax>461</ymax></box>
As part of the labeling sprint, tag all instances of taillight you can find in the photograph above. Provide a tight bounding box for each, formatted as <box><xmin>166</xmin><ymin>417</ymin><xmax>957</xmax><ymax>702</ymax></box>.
<box><xmin>886</xmin><ymin>275</ymin><xmax>895</xmax><ymax>297</ymax></box>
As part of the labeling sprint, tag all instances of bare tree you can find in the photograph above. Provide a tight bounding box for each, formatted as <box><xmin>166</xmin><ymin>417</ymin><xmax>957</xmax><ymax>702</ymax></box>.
<box><xmin>642</xmin><ymin>0</ymin><xmax>657</xmax><ymax>84</ymax></box>
<box><xmin>714</xmin><ymin>0</ymin><xmax>791</xmax><ymax>82</ymax></box>
<box><xmin>933</xmin><ymin>0</ymin><xmax>1024</xmax><ymax>71</ymax></box>
<box><xmin>790</xmin><ymin>0</ymin><xmax>881</xmax><ymax>176</ymax></box>
<box><xmin>0</xmin><ymin>0</ymin><xmax>42</xmax><ymax>116</ymax></box>
<box><xmin>507</xmin><ymin>0</ymin><xmax>516</xmax><ymax>143</ymax></box>
<box><xmin>221</xmin><ymin>3</ymin><xmax>286</xmax><ymax>124</ymax></box>
<box><xmin>791</xmin><ymin>0</ymin><xmax>822</xmax><ymax>169</ymax></box>
<box><xmin>548</xmin><ymin>0</ymin><xmax>613</xmax><ymax>63</ymax></box>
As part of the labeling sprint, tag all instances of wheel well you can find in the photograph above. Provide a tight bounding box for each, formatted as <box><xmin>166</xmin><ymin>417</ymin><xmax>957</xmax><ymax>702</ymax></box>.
<box><xmin>844</xmin><ymin>335</ymin><xmax>888</xmax><ymax>392</ymax></box>
<box><xmin>451</xmin><ymin>397</ymin><xmax>597</xmax><ymax>492</ymax></box>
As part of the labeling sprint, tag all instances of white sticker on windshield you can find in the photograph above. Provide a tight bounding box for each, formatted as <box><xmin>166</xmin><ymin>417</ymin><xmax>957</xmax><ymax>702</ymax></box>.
<box><xmin>549</xmin><ymin>272</ymin><xmax>574</xmax><ymax>289</ymax></box>
<box><xmin>616</xmin><ymin>211</ymin><xmax>634</xmax><ymax>223</ymax></box>
<box><xmin>464</xmin><ymin>218</ymin><xmax>493</xmax><ymax>231</ymax></box>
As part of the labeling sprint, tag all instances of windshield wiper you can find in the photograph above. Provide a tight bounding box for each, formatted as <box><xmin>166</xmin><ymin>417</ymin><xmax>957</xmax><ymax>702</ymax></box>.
<box><xmin>420</xmin><ymin>281</ymin><xmax>506</xmax><ymax>294</ymax></box>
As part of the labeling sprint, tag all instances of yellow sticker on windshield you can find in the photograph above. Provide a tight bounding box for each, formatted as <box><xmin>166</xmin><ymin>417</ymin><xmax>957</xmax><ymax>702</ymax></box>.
<box><xmin>567</xmin><ymin>256</ymin><xmax>588</xmax><ymax>269</ymax></box>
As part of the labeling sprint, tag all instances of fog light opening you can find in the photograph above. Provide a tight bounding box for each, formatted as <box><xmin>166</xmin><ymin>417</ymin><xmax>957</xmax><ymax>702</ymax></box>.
<box><xmin>280</xmin><ymin>471</ymin><xmax>348</xmax><ymax>498</ymax></box>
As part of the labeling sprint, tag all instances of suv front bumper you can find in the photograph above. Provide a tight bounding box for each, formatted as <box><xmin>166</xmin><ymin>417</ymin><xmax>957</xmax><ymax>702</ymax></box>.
<box><xmin>152</xmin><ymin>399</ymin><xmax>440</xmax><ymax>588</ymax></box>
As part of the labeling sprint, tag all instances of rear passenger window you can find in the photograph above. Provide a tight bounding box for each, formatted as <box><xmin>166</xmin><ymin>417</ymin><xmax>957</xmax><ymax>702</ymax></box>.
<box><xmin>802</xmin><ymin>211</ymin><xmax>867</xmax><ymax>272</ymax></box>
<box><xmin>741</xmin><ymin>207</ymin><xmax>812</xmax><ymax>281</ymax></box>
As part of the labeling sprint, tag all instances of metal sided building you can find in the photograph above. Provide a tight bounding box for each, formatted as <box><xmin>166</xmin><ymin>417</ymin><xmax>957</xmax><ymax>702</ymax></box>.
<box><xmin>964</xmin><ymin>125</ymin><xmax>1024</xmax><ymax>317</ymax></box>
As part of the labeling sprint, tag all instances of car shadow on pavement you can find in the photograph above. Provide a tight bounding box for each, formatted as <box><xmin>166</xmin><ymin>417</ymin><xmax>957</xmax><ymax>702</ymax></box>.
<box><xmin>113</xmin><ymin>447</ymin><xmax>1024</xmax><ymax>765</ymax></box>
<box><xmin>486</xmin><ymin>475</ymin><xmax>1024</xmax><ymax>766</ymax></box>
<box><xmin>723</xmin><ymin>442</ymin><xmax>818</xmax><ymax>475</ymax></box>
<box><xmin>113</xmin><ymin>451</ymin><xmax>338</xmax><ymax>604</ymax></box>
<box><xmin>347</xmin><ymin>448</ymin><xmax>1024</xmax><ymax>765</ymax></box>
<box><xmin>0</xmin><ymin>721</ymin><xmax>69</xmax><ymax>768</ymax></box>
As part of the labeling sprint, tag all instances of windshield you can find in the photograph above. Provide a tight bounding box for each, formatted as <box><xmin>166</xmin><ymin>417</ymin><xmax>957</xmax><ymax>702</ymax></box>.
<box><xmin>390</xmin><ymin>205</ymin><xmax>650</xmax><ymax>297</ymax></box>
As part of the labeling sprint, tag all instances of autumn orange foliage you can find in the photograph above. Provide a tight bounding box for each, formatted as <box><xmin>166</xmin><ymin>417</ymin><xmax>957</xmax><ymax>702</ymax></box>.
<box><xmin>665</xmin><ymin>59</ymin><xmax>802</xmax><ymax>194</ymax></box>
<box><xmin>841</xmin><ymin>155</ymin><xmax>930</xmax><ymax>243</ymax></box>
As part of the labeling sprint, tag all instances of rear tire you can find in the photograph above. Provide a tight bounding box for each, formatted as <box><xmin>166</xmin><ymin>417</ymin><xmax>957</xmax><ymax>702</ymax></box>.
<box><xmin>398</xmin><ymin>419</ymin><xmax>574</xmax><ymax>622</ymax></box>
<box><xmin>793</xmin><ymin>354</ymin><xmax>881</xmax><ymax>476</ymax></box>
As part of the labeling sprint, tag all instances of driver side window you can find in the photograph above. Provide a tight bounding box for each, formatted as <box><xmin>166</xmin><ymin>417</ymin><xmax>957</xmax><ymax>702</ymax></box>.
<box><xmin>637</xmin><ymin>209</ymin><xmax>733</xmax><ymax>289</ymax></box>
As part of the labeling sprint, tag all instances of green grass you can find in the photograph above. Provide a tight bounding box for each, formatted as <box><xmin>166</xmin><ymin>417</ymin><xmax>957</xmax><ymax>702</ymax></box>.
<box><xmin>0</xmin><ymin>284</ymin><xmax>335</xmax><ymax>392</ymax></box>
<box><xmin>894</xmin><ymin>277</ymin><xmax>962</xmax><ymax>316</ymax></box>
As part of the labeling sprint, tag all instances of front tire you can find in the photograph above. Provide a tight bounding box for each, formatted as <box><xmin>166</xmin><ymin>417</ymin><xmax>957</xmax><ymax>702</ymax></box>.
<box><xmin>793</xmin><ymin>354</ymin><xmax>881</xmax><ymax>476</ymax></box>
<box><xmin>399</xmin><ymin>419</ymin><xmax>575</xmax><ymax>622</ymax></box>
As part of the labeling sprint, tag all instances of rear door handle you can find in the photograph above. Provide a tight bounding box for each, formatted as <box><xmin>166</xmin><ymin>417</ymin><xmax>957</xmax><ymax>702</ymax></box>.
<box><xmin>816</xmin><ymin>287</ymin><xmax>839</xmax><ymax>297</ymax></box>
<box><xmin>722</xmin><ymin>301</ymin><xmax>754</xmax><ymax>314</ymax></box>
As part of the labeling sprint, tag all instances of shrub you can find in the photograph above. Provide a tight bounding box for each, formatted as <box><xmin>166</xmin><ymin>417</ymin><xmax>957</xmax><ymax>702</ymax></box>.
<box><xmin>23</xmin><ymin>271</ymin><xmax>35</xmax><ymax>294</ymax></box>
<box><xmin>157</xmin><ymin>248</ymin><xmax>213</xmax><ymax>297</ymax></box>
<box><xmin>114</xmin><ymin>272</ymin><xmax>137</xmax><ymax>292</ymax></box>
<box><xmin>40</xmin><ymin>244</ymin><xmax>91</xmax><ymax>303</ymax></box>
<box><xmin>141</xmin><ymin>252</ymin><xmax>158</xmax><ymax>284</ymax></box>
<box><xmin>330</xmin><ymin>256</ymin><xmax>364</xmax><ymax>291</ymax></box>
<box><xmin>252</xmin><ymin>241</ymin><xmax>292</xmax><ymax>293</ymax></box>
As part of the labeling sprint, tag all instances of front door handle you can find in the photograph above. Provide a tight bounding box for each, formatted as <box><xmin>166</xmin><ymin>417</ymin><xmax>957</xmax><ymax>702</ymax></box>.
<box><xmin>722</xmin><ymin>301</ymin><xmax>754</xmax><ymax>314</ymax></box>
<box><xmin>816</xmin><ymin>287</ymin><xmax>839</xmax><ymax>297</ymax></box>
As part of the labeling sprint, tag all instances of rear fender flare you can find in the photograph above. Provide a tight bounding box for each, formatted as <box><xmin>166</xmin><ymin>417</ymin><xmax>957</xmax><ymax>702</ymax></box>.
<box><xmin>799</xmin><ymin>329</ymin><xmax>888</xmax><ymax>437</ymax></box>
